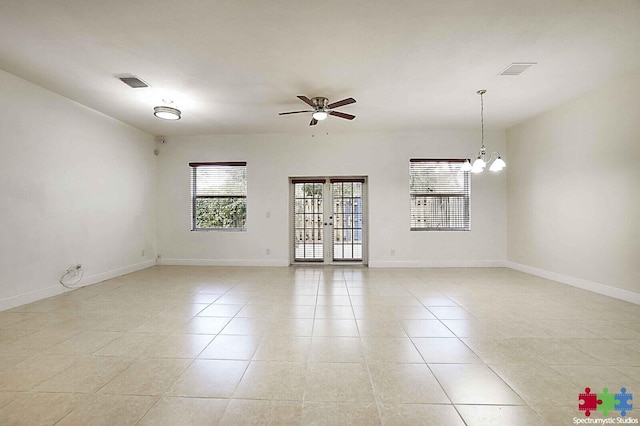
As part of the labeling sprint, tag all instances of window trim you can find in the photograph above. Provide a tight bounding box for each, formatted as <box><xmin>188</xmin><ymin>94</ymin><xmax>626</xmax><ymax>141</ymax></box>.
<box><xmin>409</xmin><ymin>158</ymin><xmax>470</xmax><ymax>232</ymax></box>
<box><xmin>189</xmin><ymin>161</ymin><xmax>247</xmax><ymax>232</ymax></box>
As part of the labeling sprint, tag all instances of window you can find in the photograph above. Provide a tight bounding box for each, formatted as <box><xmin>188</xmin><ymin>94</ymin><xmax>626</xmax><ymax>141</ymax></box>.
<box><xmin>409</xmin><ymin>159</ymin><xmax>470</xmax><ymax>231</ymax></box>
<box><xmin>189</xmin><ymin>162</ymin><xmax>247</xmax><ymax>231</ymax></box>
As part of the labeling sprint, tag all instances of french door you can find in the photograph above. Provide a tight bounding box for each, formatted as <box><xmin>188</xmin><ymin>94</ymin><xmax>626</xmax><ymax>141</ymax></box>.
<box><xmin>291</xmin><ymin>177</ymin><xmax>366</xmax><ymax>264</ymax></box>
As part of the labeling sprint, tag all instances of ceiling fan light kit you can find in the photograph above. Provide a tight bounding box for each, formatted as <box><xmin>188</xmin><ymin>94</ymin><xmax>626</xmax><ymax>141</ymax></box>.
<box><xmin>312</xmin><ymin>111</ymin><xmax>328</xmax><ymax>121</ymax></box>
<box><xmin>461</xmin><ymin>89</ymin><xmax>506</xmax><ymax>174</ymax></box>
<box><xmin>279</xmin><ymin>95</ymin><xmax>356</xmax><ymax>126</ymax></box>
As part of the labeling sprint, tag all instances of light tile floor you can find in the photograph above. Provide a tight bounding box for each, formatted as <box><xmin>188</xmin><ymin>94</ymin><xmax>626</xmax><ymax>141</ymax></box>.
<box><xmin>0</xmin><ymin>266</ymin><xmax>639</xmax><ymax>425</ymax></box>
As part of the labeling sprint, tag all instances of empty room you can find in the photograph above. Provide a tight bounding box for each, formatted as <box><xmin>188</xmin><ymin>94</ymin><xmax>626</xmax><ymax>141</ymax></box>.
<box><xmin>0</xmin><ymin>1</ymin><xmax>639</xmax><ymax>425</ymax></box>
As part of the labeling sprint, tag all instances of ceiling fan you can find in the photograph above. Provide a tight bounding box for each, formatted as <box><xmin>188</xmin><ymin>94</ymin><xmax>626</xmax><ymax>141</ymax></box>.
<box><xmin>279</xmin><ymin>95</ymin><xmax>356</xmax><ymax>126</ymax></box>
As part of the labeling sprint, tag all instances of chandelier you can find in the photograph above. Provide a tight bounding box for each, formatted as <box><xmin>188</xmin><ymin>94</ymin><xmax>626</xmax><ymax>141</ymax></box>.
<box><xmin>461</xmin><ymin>90</ymin><xmax>506</xmax><ymax>173</ymax></box>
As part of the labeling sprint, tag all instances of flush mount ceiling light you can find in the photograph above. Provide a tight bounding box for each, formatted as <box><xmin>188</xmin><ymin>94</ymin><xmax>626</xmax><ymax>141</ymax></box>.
<box><xmin>153</xmin><ymin>106</ymin><xmax>181</xmax><ymax>120</ymax></box>
<box><xmin>461</xmin><ymin>90</ymin><xmax>506</xmax><ymax>174</ymax></box>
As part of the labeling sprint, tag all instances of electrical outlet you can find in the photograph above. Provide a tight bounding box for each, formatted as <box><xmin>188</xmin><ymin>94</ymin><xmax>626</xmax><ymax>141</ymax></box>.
<box><xmin>67</xmin><ymin>264</ymin><xmax>82</xmax><ymax>276</ymax></box>
<box><xmin>266</xmin><ymin>248</ymin><xmax>271</xmax><ymax>255</ymax></box>
<box><xmin>390</xmin><ymin>249</ymin><xmax>395</xmax><ymax>256</ymax></box>
<box><xmin>141</xmin><ymin>249</ymin><xmax>145</xmax><ymax>257</ymax></box>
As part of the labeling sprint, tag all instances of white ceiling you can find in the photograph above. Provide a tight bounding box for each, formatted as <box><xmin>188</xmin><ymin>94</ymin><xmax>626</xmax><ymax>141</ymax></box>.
<box><xmin>1</xmin><ymin>0</ymin><xmax>639</xmax><ymax>136</ymax></box>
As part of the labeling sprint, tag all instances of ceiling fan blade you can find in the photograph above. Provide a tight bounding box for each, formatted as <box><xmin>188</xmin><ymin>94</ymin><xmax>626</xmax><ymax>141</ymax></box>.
<box><xmin>309</xmin><ymin>118</ymin><xmax>318</xmax><ymax>126</ymax></box>
<box><xmin>297</xmin><ymin>95</ymin><xmax>315</xmax><ymax>107</ymax></box>
<box><xmin>327</xmin><ymin>97</ymin><xmax>356</xmax><ymax>109</ymax></box>
<box><xmin>279</xmin><ymin>110</ymin><xmax>313</xmax><ymax>115</ymax></box>
<box><xmin>329</xmin><ymin>111</ymin><xmax>355</xmax><ymax>120</ymax></box>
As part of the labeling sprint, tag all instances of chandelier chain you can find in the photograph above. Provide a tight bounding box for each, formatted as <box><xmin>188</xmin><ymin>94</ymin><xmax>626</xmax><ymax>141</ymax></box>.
<box><xmin>480</xmin><ymin>91</ymin><xmax>485</xmax><ymax>149</ymax></box>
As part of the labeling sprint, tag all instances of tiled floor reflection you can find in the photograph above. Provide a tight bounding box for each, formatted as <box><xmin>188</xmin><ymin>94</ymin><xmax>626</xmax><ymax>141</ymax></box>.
<box><xmin>1</xmin><ymin>266</ymin><xmax>639</xmax><ymax>425</ymax></box>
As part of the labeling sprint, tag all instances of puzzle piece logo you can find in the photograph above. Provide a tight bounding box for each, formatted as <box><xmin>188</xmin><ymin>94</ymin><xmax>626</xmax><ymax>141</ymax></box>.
<box><xmin>579</xmin><ymin>387</ymin><xmax>634</xmax><ymax>417</ymax></box>
<box><xmin>616</xmin><ymin>387</ymin><xmax>634</xmax><ymax>417</ymax></box>
<box><xmin>579</xmin><ymin>387</ymin><xmax>601</xmax><ymax>417</ymax></box>
<box><xmin>598</xmin><ymin>388</ymin><xmax>616</xmax><ymax>417</ymax></box>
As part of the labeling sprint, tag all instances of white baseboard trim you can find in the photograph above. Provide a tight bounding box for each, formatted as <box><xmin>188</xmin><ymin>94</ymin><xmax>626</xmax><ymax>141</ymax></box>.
<box><xmin>157</xmin><ymin>258</ymin><xmax>290</xmax><ymax>267</ymax></box>
<box><xmin>368</xmin><ymin>260</ymin><xmax>508</xmax><ymax>268</ymax></box>
<box><xmin>506</xmin><ymin>261</ymin><xmax>640</xmax><ymax>305</ymax></box>
<box><xmin>80</xmin><ymin>259</ymin><xmax>157</xmax><ymax>287</ymax></box>
<box><xmin>0</xmin><ymin>259</ymin><xmax>157</xmax><ymax>312</ymax></box>
<box><xmin>0</xmin><ymin>285</ymin><xmax>65</xmax><ymax>312</ymax></box>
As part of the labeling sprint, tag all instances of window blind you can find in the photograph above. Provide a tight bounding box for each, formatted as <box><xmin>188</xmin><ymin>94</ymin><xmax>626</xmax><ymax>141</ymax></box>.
<box><xmin>189</xmin><ymin>162</ymin><xmax>247</xmax><ymax>230</ymax></box>
<box><xmin>409</xmin><ymin>159</ymin><xmax>470</xmax><ymax>231</ymax></box>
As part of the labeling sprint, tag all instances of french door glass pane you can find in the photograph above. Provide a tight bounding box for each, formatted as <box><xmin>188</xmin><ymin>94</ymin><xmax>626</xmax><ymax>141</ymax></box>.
<box><xmin>294</xmin><ymin>182</ymin><xmax>324</xmax><ymax>261</ymax></box>
<box><xmin>332</xmin><ymin>181</ymin><xmax>363</xmax><ymax>261</ymax></box>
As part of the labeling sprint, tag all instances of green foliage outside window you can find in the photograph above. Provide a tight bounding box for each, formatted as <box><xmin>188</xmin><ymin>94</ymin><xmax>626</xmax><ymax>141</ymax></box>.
<box><xmin>195</xmin><ymin>198</ymin><xmax>246</xmax><ymax>229</ymax></box>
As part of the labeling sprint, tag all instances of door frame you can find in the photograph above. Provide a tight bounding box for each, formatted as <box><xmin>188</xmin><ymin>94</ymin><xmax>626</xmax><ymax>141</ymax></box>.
<box><xmin>289</xmin><ymin>176</ymin><xmax>368</xmax><ymax>266</ymax></box>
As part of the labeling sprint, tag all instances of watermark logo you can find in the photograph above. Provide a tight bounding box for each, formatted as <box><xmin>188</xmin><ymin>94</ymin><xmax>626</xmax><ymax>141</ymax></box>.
<box><xmin>579</xmin><ymin>387</ymin><xmax>633</xmax><ymax>417</ymax></box>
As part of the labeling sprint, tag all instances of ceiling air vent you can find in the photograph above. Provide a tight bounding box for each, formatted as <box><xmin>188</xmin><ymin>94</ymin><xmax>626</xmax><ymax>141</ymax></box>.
<box><xmin>117</xmin><ymin>75</ymin><xmax>150</xmax><ymax>88</ymax></box>
<box><xmin>499</xmin><ymin>63</ymin><xmax>537</xmax><ymax>76</ymax></box>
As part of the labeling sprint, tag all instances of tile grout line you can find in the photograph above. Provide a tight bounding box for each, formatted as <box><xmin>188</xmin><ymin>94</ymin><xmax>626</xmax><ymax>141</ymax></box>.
<box><xmin>345</xmin><ymin>272</ymin><xmax>384</xmax><ymax>426</ymax></box>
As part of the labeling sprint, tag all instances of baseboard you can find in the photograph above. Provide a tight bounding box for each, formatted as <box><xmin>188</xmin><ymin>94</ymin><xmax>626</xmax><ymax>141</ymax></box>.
<box><xmin>506</xmin><ymin>261</ymin><xmax>640</xmax><ymax>305</ymax></box>
<box><xmin>80</xmin><ymin>259</ymin><xmax>157</xmax><ymax>286</ymax></box>
<box><xmin>157</xmin><ymin>258</ymin><xmax>290</xmax><ymax>267</ymax></box>
<box><xmin>368</xmin><ymin>260</ymin><xmax>508</xmax><ymax>268</ymax></box>
<box><xmin>0</xmin><ymin>285</ymin><xmax>65</xmax><ymax>312</ymax></box>
<box><xmin>161</xmin><ymin>259</ymin><xmax>506</xmax><ymax>268</ymax></box>
<box><xmin>0</xmin><ymin>259</ymin><xmax>157</xmax><ymax>312</ymax></box>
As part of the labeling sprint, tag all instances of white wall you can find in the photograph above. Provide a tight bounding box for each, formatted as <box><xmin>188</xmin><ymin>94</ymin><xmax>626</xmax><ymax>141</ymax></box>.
<box><xmin>156</xmin><ymin>130</ymin><xmax>506</xmax><ymax>267</ymax></box>
<box><xmin>0</xmin><ymin>69</ymin><xmax>157</xmax><ymax>310</ymax></box>
<box><xmin>507</xmin><ymin>71</ymin><xmax>640</xmax><ymax>301</ymax></box>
